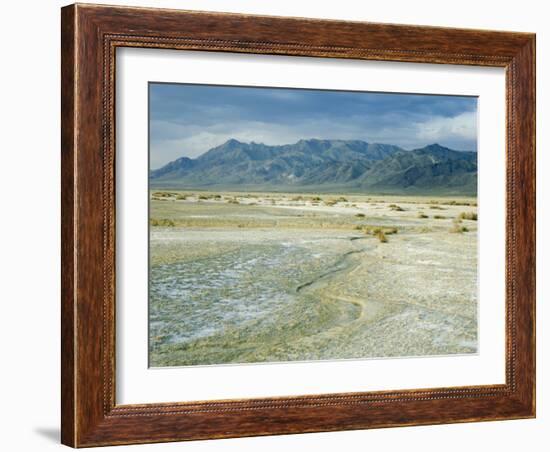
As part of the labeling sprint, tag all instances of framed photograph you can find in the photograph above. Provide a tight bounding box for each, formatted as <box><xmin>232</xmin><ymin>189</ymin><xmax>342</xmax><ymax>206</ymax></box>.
<box><xmin>61</xmin><ymin>3</ymin><xmax>535</xmax><ymax>447</ymax></box>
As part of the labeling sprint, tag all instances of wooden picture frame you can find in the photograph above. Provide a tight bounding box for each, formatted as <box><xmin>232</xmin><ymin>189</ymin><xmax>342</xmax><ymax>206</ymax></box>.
<box><xmin>61</xmin><ymin>3</ymin><xmax>535</xmax><ymax>447</ymax></box>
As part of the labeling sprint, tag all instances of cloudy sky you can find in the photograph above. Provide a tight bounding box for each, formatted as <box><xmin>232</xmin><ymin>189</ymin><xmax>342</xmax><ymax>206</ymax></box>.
<box><xmin>149</xmin><ymin>83</ymin><xmax>477</xmax><ymax>169</ymax></box>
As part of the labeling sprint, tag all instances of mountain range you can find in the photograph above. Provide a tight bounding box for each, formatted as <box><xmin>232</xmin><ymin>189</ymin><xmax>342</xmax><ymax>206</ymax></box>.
<box><xmin>150</xmin><ymin>139</ymin><xmax>477</xmax><ymax>195</ymax></box>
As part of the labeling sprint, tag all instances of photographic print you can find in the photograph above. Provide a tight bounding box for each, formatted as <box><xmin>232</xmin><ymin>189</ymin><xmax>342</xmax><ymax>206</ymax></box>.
<box><xmin>148</xmin><ymin>83</ymin><xmax>479</xmax><ymax>367</ymax></box>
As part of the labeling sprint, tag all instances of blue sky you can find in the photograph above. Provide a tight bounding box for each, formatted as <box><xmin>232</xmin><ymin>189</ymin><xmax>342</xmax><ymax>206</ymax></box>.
<box><xmin>149</xmin><ymin>83</ymin><xmax>477</xmax><ymax>169</ymax></box>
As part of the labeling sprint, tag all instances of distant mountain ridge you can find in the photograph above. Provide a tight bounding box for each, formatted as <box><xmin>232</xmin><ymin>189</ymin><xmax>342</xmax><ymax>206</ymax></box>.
<box><xmin>150</xmin><ymin>139</ymin><xmax>477</xmax><ymax>195</ymax></box>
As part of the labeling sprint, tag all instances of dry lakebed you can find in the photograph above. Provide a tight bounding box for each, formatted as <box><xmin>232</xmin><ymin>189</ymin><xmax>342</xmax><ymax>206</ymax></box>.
<box><xmin>148</xmin><ymin>191</ymin><xmax>478</xmax><ymax>367</ymax></box>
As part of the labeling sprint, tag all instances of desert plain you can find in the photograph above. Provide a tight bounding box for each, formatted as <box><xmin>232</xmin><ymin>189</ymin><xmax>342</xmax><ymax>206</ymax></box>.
<box><xmin>148</xmin><ymin>190</ymin><xmax>478</xmax><ymax>367</ymax></box>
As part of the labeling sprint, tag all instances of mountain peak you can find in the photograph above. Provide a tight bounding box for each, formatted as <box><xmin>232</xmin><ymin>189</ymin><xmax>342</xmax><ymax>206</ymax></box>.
<box><xmin>420</xmin><ymin>143</ymin><xmax>448</xmax><ymax>151</ymax></box>
<box><xmin>222</xmin><ymin>138</ymin><xmax>244</xmax><ymax>147</ymax></box>
<box><xmin>414</xmin><ymin>143</ymin><xmax>476</xmax><ymax>155</ymax></box>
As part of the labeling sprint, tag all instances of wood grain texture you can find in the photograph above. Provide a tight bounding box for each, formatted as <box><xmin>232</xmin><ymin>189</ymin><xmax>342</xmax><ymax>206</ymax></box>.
<box><xmin>60</xmin><ymin>5</ymin><xmax>76</xmax><ymax>446</ymax></box>
<box><xmin>60</xmin><ymin>3</ymin><xmax>536</xmax><ymax>447</ymax></box>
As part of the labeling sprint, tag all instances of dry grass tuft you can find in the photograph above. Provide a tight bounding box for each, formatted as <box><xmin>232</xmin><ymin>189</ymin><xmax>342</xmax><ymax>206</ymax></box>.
<box><xmin>450</xmin><ymin>223</ymin><xmax>470</xmax><ymax>233</ymax></box>
<box><xmin>363</xmin><ymin>226</ymin><xmax>398</xmax><ymax>240</ymax></box>
<box><xmin>458</xmin><ymin>211</ymin><xmax>478</xmax><ymax>221</ymax></box>
<box><xmin>152</xmin><ymin>191</ymin><xmax>176</xmax><ymax>198</ymax></box>
<box><xmin>389</xmin><ymin>204</ymin><xmax>405</xmax><ymax>211</ymax></box>
<box><xmin>376</xmin><ymin>230</ymin><xmax>388</xmax><ymax>243</ymax></box>
<box><xmin>150</xmin><ymin>218</ymin><xmax>175</xmax><ymax>227</ymax></box>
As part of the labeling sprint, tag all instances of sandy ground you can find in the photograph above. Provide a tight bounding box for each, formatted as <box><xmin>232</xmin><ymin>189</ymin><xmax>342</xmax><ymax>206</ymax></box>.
<box><xmin>148</xmin><ymin>191</ymin><xmax>478</xmax><ymax>366</ymax></box>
